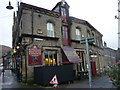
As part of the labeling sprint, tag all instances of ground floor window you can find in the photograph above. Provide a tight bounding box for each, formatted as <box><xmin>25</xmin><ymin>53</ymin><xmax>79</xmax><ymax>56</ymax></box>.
<box><xmin>76</xmin><ymin>51</ymin><xmax>87</xmax><ymax>71</ymax></box>
<box><xmin>44</xmin><ymin>50</ymin><xmax>57</xmax><ymax>66</ymax></box>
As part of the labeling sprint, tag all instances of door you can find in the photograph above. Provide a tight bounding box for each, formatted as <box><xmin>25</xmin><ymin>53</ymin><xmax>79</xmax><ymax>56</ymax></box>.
<box><xmin>91</xmin><ymin>61</ymin><xmax>97</xmax><ymax>76</ymax></box>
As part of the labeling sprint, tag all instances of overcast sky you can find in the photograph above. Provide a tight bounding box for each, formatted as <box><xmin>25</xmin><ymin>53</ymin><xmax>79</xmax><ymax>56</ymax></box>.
<box><xmin>0</xmin><ymin>0</ymin><xmax>118</xmax><ymax>49</ymax></box>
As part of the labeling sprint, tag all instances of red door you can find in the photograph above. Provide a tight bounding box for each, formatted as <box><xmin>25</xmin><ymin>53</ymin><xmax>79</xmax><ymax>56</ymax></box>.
<box><xmin>91</xmin><ymin>61</ymin><xmax>97</xmax><ymax>76</ymax></box>
<box><xmin>62</xmin><ymin>26</ymin><xmax>69</xmax><ymax>46</ymax></box>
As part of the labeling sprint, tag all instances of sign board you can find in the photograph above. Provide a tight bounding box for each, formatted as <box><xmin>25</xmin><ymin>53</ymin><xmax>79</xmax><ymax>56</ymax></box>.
<box><xmin>80</xmin><ymin>38</ymin><xmax>95</xmax><ymax>44</ymax></box>
<box><xmin>28</xmin><ymin>45</ymin><xmax>42</xmax><ymax>65</ymax></box>
<box><xmin>49</xmin><ymin>75</ymin><xmax>58</xmax><ymax>85</ymax></box>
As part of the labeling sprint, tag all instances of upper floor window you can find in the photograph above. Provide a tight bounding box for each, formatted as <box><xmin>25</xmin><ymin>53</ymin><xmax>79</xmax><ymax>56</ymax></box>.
<box><xmin>92</xmin><ymin>32</ymin><xmax>95</xmax><ymax>37</ymax></box>
<box><xmin>61</xmin><ymin>8</ymin><xmax>66</xmax><ymax>16</ymax></box>
<box><xmin>87</xmin><ymin>30</ymin><xmax>91</xmax><ymax>38</ymax></box>
<box><xmin>76</xmin><ymin>28</ymin><xmax>81</xmax><ymax>40</ymax></box>
<box><xmin>47</xmin><ymin>22</ymin><xmax>54</xmax><ymax>37</ymax></box>
<box><xmin>61</xmin><ymin>8</ymin><xmax>67</xmax><ymax>22</ymax></box>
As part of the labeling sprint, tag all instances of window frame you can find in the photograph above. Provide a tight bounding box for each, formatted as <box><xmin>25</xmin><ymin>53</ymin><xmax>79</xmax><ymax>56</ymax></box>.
<box><xmin>76</xmin><ymin>28</ymin><xmax>81</xmax><ymax>40</ymax></box>
<box><xmin>44</xmin><ymin>50</ymin><xmax>57</xmax><ymax>66</ymax></box>
<box><xmin>47</xmin><ymin>22</ymin><xmax>55</xmax><ymax>37</ymax></box>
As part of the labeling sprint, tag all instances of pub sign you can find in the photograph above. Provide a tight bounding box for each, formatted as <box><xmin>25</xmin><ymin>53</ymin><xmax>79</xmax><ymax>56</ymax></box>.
<box><xmin>28</xmin><ymin>45</ymin><xmax>42</xmax><ymax>65</ymax></box>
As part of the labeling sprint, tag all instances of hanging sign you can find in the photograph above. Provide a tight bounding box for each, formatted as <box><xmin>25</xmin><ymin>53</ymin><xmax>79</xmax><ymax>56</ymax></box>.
<box><xmin>49</xmin><ymin>75</ymin><xmax>58</xmax><ymax>85</ymax></box>
<box><xmin>28</xmin><ymin>45</ymin><xmax>42</xmax><ymax>65</ymax></box>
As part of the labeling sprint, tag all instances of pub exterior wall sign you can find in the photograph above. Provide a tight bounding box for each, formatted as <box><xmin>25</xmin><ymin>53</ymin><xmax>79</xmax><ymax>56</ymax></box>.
<box><xmin>28</xmin><ymin>45</ymin><xmax>42</xmax><ymax>65</ymax></box>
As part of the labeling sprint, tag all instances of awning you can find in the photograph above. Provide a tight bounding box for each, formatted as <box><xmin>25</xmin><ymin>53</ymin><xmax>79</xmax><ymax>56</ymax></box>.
<box><xmin>61</xmin><ymin>47</ymin><xmax>82</xmax><ymax>64</ymax></box>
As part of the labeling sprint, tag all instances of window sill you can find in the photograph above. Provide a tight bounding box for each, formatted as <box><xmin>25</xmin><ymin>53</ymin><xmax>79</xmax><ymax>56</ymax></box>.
<box><xmin>71</xmin><ymin>39</ymin><xmax>80</xmax><ymax>43</ymax></box>
<box><xmin>21</xmin><ymin>34</ymin><xmax>59</xmax><ymax>40</ymax></box>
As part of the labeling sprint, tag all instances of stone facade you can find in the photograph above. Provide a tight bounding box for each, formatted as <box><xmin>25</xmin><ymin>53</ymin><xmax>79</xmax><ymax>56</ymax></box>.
<box><xmin>0</xmin><ymin>45</ymin><xmax>12</xmax><ymax>65</ymax></box>
<box><xmin>103</xmin><ymin>46</ymin><xmax>117</xmax><ymax>69</ymax></box>
<box><xmin>12</xmin><ymin>1</ymin><xmax>117</xmax><ymax>80</ymax></box>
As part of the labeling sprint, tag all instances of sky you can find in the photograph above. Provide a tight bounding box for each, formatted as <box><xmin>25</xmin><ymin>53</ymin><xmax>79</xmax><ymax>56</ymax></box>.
<box><xmin>0</xmin><ymin>0</ymin><xmax>118</xmax><ymax>50</ymax></box>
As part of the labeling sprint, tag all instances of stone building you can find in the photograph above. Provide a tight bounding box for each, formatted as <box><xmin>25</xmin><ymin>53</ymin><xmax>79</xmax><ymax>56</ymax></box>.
<box><xmin>0</xmin><ymin>45</ymin><xmax>12</xmax><ymax>66</ymax></box>
<box><xmin>103</xmin><ymin>42</ymin><xmax>117</xmax><ymax>70</ymax></box>
<box><xmin>12</xmin><ymin>0</ymin><xmax>111</xmax><ymax>82</ymax></box>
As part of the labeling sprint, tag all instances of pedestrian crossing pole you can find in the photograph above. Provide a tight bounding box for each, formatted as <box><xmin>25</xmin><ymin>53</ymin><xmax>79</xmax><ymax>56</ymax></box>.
<box><xmin>80</xmin><ymin>38</ymin><xmax>94</xmax><ymax>88</ymax></box>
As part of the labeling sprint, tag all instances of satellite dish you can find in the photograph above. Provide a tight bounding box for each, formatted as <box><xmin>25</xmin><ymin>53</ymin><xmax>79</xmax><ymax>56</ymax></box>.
<box><xmin>6</xmin><ymin>1</ymin><xmax>14</xmax><ymax>10</ymax></box>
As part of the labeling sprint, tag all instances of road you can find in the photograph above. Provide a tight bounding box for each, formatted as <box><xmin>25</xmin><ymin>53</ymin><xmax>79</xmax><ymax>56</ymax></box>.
<box><xmin>0</xmin><ymin>68</ymin><xmax>117</xmax><ymax>89</ymax></box>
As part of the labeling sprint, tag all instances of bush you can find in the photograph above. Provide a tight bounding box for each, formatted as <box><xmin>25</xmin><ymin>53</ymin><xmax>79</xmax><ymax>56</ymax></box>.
<box><xmin>107</xmin><ymin>65</ymin><xmax>120</xmax><ymax>87</ymax></box>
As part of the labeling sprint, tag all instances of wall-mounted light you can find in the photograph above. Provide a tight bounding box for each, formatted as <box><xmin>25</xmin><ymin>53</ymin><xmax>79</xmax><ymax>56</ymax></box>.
<box><xmin>90</xmin><ymin>54</ymin><xmax>97</xmax><ymax>58</ymax></box>
<box><xmin>90</xmin><ymin>52</ymin><xmax>97</xmax><ymax>58</ymax></box>
<box><xmin>16</xmin><ymin>46</ymin><xmax>20</xmax><ymax>49</ymax></box>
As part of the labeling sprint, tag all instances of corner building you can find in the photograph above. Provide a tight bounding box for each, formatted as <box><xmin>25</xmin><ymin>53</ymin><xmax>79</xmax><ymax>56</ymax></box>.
<box><xmin>12</xmin><ymin>1</ymin><xmax>104</xmax><ymax>84</ymax></box>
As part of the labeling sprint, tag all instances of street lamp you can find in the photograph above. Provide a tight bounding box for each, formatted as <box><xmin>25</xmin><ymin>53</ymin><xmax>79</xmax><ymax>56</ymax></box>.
<box><xmin>6</xmin><ymin>1</ymin><xmax>14</xmax><ymax>10</ymax></box>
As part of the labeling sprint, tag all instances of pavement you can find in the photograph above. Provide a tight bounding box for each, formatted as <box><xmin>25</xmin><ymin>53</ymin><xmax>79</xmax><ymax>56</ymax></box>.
<box><xmin>64</xmin><ymin>76</ymin><xmax>117</xmax><ymax>88</ymax></box>
<box><xmin>0</xmin><ymin>70</ymin><xmax>21</xmax><ymax>89</ymax></box>
<box><xmin>0</xmin><ymin>69</ymin><xmax>118</xmax><ymax>89</ymax></box>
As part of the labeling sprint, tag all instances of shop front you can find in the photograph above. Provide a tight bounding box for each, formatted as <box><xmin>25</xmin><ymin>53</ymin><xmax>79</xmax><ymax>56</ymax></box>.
<box><xmin>34</xmin><ymin>46</ymin><xmax>82</xmax><ymax>86</ymax></box>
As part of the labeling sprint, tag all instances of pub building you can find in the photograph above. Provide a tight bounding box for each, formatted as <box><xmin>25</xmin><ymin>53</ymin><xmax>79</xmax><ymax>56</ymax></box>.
<box><xmin>12</xmin><ymin>0</ymin><xmax>104</xmax><ymax>85</ymax></box>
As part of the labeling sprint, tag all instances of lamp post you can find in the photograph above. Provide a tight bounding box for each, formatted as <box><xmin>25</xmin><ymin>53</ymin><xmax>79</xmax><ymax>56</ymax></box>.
<box><xmin>6</xmin><ymin>1</ymin><xmax>14</xmax><ymax>10</ymax></box>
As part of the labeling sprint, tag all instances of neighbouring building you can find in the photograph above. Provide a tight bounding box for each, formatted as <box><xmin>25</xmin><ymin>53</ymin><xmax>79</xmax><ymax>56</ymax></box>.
<box><xmin>12</xmin><ymin>0</ymin><xmax>117</xmax><ymax>84</ymax></box>
<box><xmin>103</xmin><ymin>42</ymin><xmax>117</xmax><ymax>70</ymax></box>
<box><xmin>0</xmin><ymin>45</ymin><xmax>12</xmax><ymax>66</ymax></box>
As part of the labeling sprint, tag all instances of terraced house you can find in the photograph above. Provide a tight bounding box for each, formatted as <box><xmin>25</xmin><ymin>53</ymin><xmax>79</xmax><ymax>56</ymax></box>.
<box><xmin>12</xmin><ymin>0</ymin><xmax>114</xmax><ymax>85</ymax></box>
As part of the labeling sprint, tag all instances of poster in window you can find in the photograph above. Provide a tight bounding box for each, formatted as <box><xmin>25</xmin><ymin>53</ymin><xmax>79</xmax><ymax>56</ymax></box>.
<box><xmin>28</xmin><ymin>45</ymin><xmax>42</xmax><ymax>65</ymax></box>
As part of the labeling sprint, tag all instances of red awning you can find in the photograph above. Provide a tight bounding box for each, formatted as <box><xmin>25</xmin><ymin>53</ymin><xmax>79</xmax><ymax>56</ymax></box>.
<box><xmin>61</xmin><ymin>47</ymin><xmax>82</xmax><ymax>64</ymax></box>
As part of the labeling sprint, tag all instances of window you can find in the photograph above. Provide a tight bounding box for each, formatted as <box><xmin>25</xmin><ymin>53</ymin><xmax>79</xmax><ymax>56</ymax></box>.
<box><xmin>62</xmin><ymin>26</ymin><xmax>69</xmax><ymax>46</ymax></box>
<box><xmin>87</xmin><ymin>30</ymin><xmax>91</xmax><ymax>38</ymax></box>
<box><xmin>76</xmin><ymin>28</ymin><xmax>81</xmax><ymax>40</ymax></box>
<box><xmin>62</xmin><ymin>26</ymin><xmax>68</xmax><ymax>39</ymax></box>
<box><xmin>61</xmin><ymin>8</ymin><xmax>67</xmax><ymax>22</ymax></box>
<box><xmin>76</xmin><ymin>51</ymin><xmax>86</xmax><ymax>71</ymax></box>
<box><xmin>47</xmin><ymin>22</ymin><xmax>54</xmax><ymax>37</ymax></box>
<box><xmin>61</xmin><ymin>8</ymin><xmax>66</xmax><ymax>16</ymax></box>
<box><xmin>92</xmin><ymin>32</ymin><xmax>94</xmax><ymax>37</ymax></box>
<box><xmin>44</xmin><ymin>50</ymin><xmax>57</xmax><ymax>66</ymax></box>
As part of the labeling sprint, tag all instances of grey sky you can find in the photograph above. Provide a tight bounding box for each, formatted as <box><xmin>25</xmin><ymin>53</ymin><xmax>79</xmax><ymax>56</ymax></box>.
<box><xmin>0</xmin><ymin>0</ymin><xmax>118</xmax><ymax>49</ymax></box>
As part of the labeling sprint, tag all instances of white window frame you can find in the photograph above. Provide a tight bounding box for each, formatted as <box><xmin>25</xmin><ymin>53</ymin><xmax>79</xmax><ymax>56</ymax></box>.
<box><xmin>76</xmin><ymin>28</ymin><xmax>81</xmax><ymax>40</ymax></box>
<box><xmin>47</xmin><ymin>22</ymin><xmax>55</xmax><ymax>37</ymax></box>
